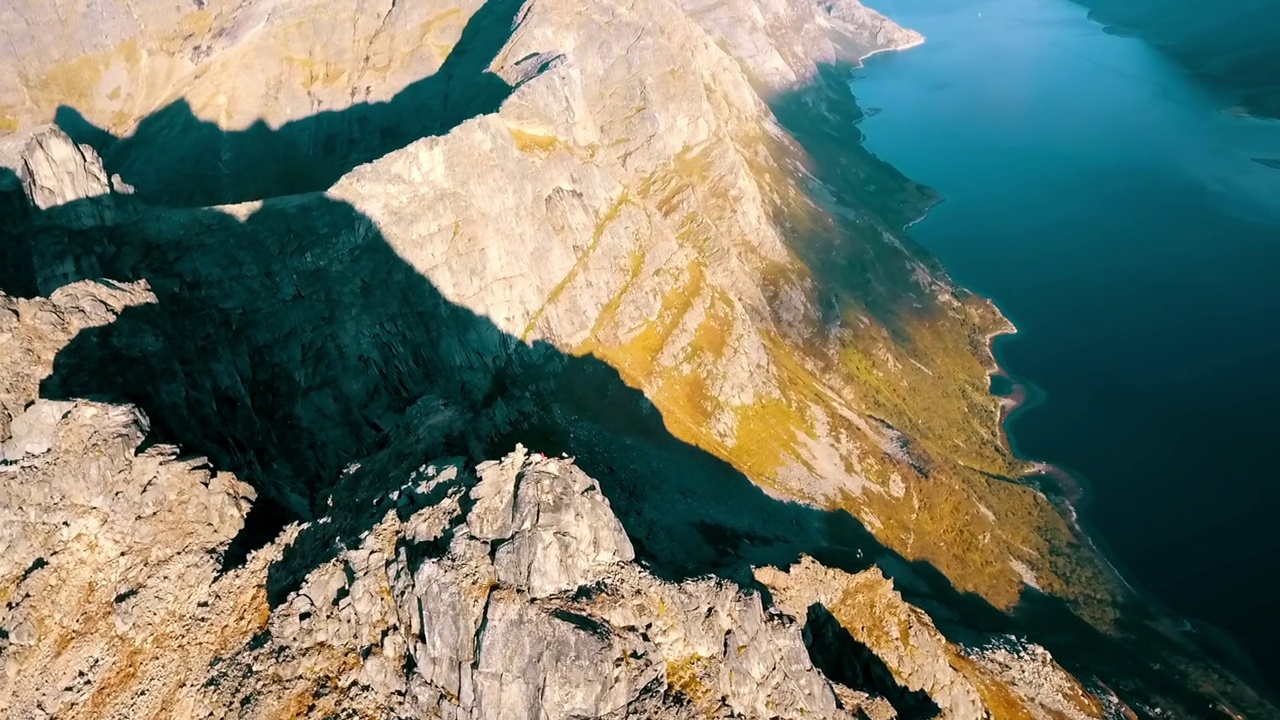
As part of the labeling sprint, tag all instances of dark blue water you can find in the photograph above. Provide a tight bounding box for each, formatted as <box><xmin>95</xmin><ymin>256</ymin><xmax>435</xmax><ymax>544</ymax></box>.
<box><xmin>852</xmin><ymin>0</ymin><xmax>1280</xmax><ymax>688</ymax></box>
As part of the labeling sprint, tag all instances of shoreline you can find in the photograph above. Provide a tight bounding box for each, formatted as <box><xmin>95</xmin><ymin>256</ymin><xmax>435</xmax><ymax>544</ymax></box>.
<box><xmin>854</xmin><ymin>2</ymin><xmax>1277</xmax><ymax>701</ymax></box>
<box><xmin>857</xmin><ymin>5</ymin><xmax>1156</xmax><ymax>612</ymax></box>
<box><xmin>984</xmin><ymin>327</ymin><xmax>1274</xmax><ymax>692</ymax></box>
<box><xmin>850</xmin><ymin>26</ymin><xmax>927</xmax><ymax>71</ymax></box>
<box><xmin>890</xmin><ymin>158</ymin><xmax>1275</xmax><ymax>698</ymax></box>
<box><xmin>857</xmin><ymin>35</ymin><xmax>927</xmax><ymax>67</ymax></box>
<box><xmin>943</xmin><ymin>150</ymin><xmax>1273</xmax><ymax>691</ymax></box>
<box><xmin>986</xmin><ymin>352</ymin><xmax>1139</xmax><ymax>594</ymax></box>
<box><xmin>858</xmin><ymin>13</ymin><xmax>1183</xmax><ymax>611</ymax></box>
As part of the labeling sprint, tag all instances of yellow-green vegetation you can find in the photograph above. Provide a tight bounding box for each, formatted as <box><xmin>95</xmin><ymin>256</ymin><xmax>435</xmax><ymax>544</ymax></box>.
<box><xmin>829</xmin><ymin>299</ymin><xmax>1116</xmax><ymax>618</ymax></box>
<box><xmin>828</xmin><ymin>296</ymin><xmax>1117</xmax><ymax>619</ymax></box>
<box><xmin>416</xmin><ymin>7</ymin><xmax>464</xmax><ymax>44</ymax></box>
<box><xmin>20</xmin><ymin>38</ymin><xmax>143</xmax><ymax>133</ymax></box>
<box><xmin>665</xmin><ymin>653</ymin><xmax>717</xmax><ymax>710</ymax></box>
<box><xmin>7</xmin><ymin>5</ymin><xmax>466</xmax><ymax>133</ymax></box>
<box><xmin>816</xmin><ymin>569</ymin><xmax>1107</xmax><ymax>720</ymax></box>
<box><xmin>532</xmin><ymin>107</ymin><xmax>1113</xmax><ymax>627</ymax></box>
<box><xmin>158</xmin><ymin>9</ymin><xmax>217</xmax><ymax>54</ymax></box>
<box><xmin>949</xmin><ymin>648</ymin><xmax>1109</xmax><ymax>720</ymax></box>
<box><xmin>0</xmin><ymin>103</ymin><xmax>19</xmax><ymax>133</ymax></box>
<box><xmin>948</xmin><ymin>651</ymin><xmax>1041</xmax><ymax>720</ymax></box>
<box><xmin>509</xmin><ymin>128</ymin><xmax>564</xmax><ymax>156</ymax></box>
<box><xmin>837</xmin><ymin>301</ymin><xmax>1012</xmax><ymax>474</ymax></box>
<box><xmin>12</xmin><ymin>8</ymin><xmax>214</xmax><ymax>132</ymax></box>
<box><xmin>581</xmin><ymin>246</ymin><xmax>649</xmax><ymax>344</ymax></box>
<box><xmin>729</xmin><ymin>397</ymin><xmax>805</xmax><ymax>481</ymax></box>
<box><xmin>570</xmin><ymin>126</ymin><xmax>1122</xmax><ymax>626</ymax></box>
<box><xmin>831</xmin><ymin>589</ymin><xmax>914</xmax><ymax>666</ymax></box>
<box><xmin>761</xmin><ymin>135</ymin><xmax>1117</xmax><ymax>618</ymax></box>
<box><xmin>523</xmin><ymin>192</ymin><xmax>632</xmax><ymax>342</ymax></box>
<box><xmin>581</xmin><ymin>258</ymin><xmax>704</xmax><ymax>387</ymax></box>
<box><xmin>282</xmin><ymin>55</ymin><xmax>353</xmax><ymax>92</ymax></box>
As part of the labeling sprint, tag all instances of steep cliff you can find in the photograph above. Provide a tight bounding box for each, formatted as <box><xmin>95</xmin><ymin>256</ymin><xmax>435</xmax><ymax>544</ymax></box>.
<box><xmin>2</xmin><ymin>0</ymin><xmax>1075</xmax><ymax>618</ymax></box>
<box><xmin>0</xmin><ymin>0</ymin><xmax>1273</xmax><ymax>717</ymax></box>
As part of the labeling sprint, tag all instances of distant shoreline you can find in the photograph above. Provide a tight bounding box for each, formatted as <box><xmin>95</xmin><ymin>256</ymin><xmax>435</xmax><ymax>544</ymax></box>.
<box><xmin>857</xmin><ymin>36</ymin><xmax>926</xmax><ymax>67</ymax></box>
<box><xmin>851</xmin><ymin>27</ymin><xmax>926</xmax><ymax>71</ymax></box>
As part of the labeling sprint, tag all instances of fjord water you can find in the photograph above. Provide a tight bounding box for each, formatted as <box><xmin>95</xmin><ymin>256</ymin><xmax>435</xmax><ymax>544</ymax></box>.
<box><xmin>852</xmin><ymin>0</ymin><xmax>1280</xmax><ymax>688</ymax></box>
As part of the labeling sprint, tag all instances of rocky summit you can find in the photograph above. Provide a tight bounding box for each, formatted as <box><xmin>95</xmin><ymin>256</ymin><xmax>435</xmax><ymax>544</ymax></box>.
<box><xmin>0</xmin><ymin>0</ymin><xmax>1272</xmax><ymax>718</ymax></box>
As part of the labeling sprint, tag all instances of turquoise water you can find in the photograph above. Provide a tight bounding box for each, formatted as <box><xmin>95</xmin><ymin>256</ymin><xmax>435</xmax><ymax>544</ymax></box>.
<box><xmin>852</xmin><ymin>0</ymin><xmax>1280</xmax><ymax>687</ymax></box>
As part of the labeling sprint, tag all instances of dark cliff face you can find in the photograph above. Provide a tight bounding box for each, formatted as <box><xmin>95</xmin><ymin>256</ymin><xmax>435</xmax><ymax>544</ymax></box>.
<box><xmin>1071</xmin><ymin>0</ymin><xmax>1280</xmax><ymax>118</ymax></box>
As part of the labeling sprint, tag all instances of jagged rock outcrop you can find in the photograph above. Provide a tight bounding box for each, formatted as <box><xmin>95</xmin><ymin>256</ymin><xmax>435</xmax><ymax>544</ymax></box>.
<box><xmin>0</xmin><ymin>227</ymin><xmax>1117</xmax><ymax>720</ymax></box>
<box><xmin>0</xmin><ymin>281</ymin><xmax>154</xmax><ymax>438</ymax></box>
<box><xmin>2</xmin><ymin>127</ymin><xmax>101</xmax><ymax>208</ymax></box>
<box><xmin>1</xmin><ymin>303</ymin><xmax>1115</xmax><ymax>718</ymax></box>
<box><xmin>757</xmin><ymin>557</ymin><xmax>1122</xmax><ymax>720</ymax></box>
<box><xmin>0</xmin><ymin>383</ymin><xmax>905</xmax><ymax>720</ymax></box>
<box><xmin>760</xmin><ymin>557</ymin><xmax>987</xmax><ymax>719</ymax></box>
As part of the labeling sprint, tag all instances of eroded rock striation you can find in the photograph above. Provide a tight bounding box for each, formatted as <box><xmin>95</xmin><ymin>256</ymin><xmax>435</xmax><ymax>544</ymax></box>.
<box><xmin>1</xmin><ymin>0</ymin><xmax>1275</xmax><ymax>717</ymax></box>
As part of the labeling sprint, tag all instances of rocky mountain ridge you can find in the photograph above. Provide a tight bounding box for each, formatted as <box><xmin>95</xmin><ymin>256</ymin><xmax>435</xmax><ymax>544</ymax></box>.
<box><xmin>1</xmin><ymin>0</ymin><xmax>1274</xmax><ymax>716</ymax></box>
<box><xmin>0</xmin><ymin>123</ymin><xmax>1106</xmax><ymax>720</ymax></box>
<box><xmin>1070</xmin><ymin>0</ymin><xmax>1280</xmax><ymax>119</ymax></box>
<box><xmin>0</xmin><ymin>374</ymin><xmax>1095</xmax><ymax>719</ymax></box>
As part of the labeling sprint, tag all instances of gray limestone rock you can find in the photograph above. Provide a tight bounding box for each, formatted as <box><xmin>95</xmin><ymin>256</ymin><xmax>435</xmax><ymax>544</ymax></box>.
<box><xmin>491</xmin><ymin>458</ymin><xmax>635</xmax><ymax>598</ymax></box>
<box><xmin>0</xmin><ymin>284</ymin><xmax>1133</xmax><ymax>718</ymax></box>
<box><xmin>1</xmin><ymin>400</ymin><xmax>76</xmax><ymax>462</ymax></box>
<box><xmin>468</xmin><ymin>445</ymin><xmax>528</xmax><ymax>541</ymax></box>
<box><xmin>472</xmin><ymin>594</ymin><xmax>661</xmax><ymax>720</ymax></box>
<box><xmin>0</xmin><ymin>125</ymin><xmax>122</xmax><ymax>228</ymax></box>
<box><xmin>12</xmin><ymin>127</ymin><xmax>111</xmax><ymax>211</ymax></box>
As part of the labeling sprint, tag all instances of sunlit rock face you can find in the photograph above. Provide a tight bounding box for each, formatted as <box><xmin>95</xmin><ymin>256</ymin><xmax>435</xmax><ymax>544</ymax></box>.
<box><xmin>0</xmin><ymin>0</ymin><xmax>1272</xmax><ymax>717</ymax></box>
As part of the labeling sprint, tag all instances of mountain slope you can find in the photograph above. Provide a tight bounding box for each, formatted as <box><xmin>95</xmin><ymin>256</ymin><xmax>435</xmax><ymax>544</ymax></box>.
<box><xmin>0</xmin><ymin>0</ymin><xmax>1273</xmax><ymax>716</ymax></box>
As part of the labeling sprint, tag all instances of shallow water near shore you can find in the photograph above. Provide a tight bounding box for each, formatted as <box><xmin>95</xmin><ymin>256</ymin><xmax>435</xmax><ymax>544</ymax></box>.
<box><xmin>853</xmin><ymin>0</ymin><xmax>1280</xmax><ymax>690</ymax></box>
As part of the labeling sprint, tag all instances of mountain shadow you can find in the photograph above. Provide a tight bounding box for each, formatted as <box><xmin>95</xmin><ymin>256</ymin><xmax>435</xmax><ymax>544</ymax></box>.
<box><xmin>804</xmin><ymin>603</ymin><xmax>940</xmax><ymax>720</ymax></box>
<box><xmin>22</xmin><ymin>173</ymin><xmax>909</xmax><ymax>603</ymax></box>
<box><xmin>0</xmin><ymin>170</ymin><xmax>39</xmax><ymax>297</ymax></box>
<box><xmin>764</xmin><ymin>59</ymin><xmax>947</xmax><ymax>341</ymax></box>
<box><xmin>54</xmin><ymin>0</ymin><xmax>542</xmax><ymax>207</ymax></box>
